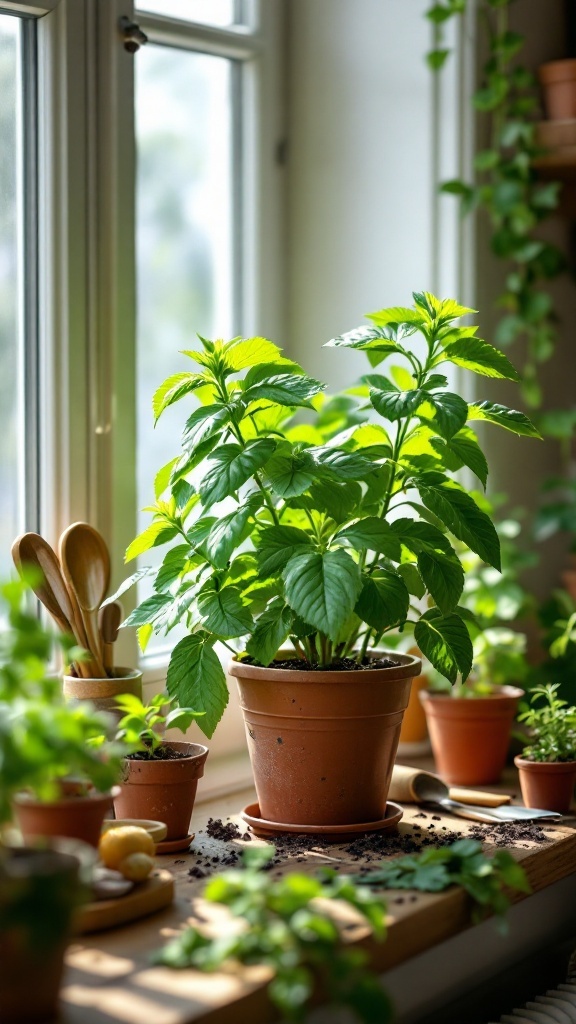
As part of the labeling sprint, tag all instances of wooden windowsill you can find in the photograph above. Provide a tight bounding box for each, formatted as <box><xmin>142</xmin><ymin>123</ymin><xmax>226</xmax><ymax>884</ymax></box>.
<box><xmin>60</xmin><ymin>766</ymin><xmax>576</xmax><ymax>1024</ymax></box>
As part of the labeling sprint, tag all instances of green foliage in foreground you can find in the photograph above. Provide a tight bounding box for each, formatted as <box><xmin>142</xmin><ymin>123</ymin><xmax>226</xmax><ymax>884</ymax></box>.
<box><xmin>355</xmin><ymin>839</ymin><xmax>530</xmax><ymax>928</ymax></box>
<box><xmin>518</xmin><ymin>683</ymin><xmax>576</xmax><ymax>763</ymax></box>
<box><xmin>154</xmin><ymin>839</ymin><xmax>530</xmax><ymax>1021</ymax></box>
<box><xmin>114</xmin><ymin>292</ymin><xmax>537</xmax><ymax>737</ymax></box>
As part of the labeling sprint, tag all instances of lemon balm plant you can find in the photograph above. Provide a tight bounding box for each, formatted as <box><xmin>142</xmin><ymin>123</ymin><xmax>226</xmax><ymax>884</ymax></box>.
<box><xmin>115</xmin><ymin>292</ymin><xmax>538</xmax><ymax>829</ymax></box>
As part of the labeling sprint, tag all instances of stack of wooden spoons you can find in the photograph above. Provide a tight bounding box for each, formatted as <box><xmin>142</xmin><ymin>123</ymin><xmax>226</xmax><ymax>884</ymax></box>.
<box><xmin>11</xmin><ymin>522</ymin><xmax>123</xmax><ymax>680</ymax></box>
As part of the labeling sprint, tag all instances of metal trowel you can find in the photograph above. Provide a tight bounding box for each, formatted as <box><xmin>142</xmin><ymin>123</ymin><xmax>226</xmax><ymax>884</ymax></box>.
<box><xmin>410</xmin><ymin>772</ymin><xmax>562</xmax><ymax>824</ymax></box>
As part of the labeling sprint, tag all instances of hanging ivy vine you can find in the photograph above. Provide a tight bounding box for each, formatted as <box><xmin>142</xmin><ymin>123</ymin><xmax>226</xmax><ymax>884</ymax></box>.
<box><xmin>426</xmin><ymin>0</ymin><xmax>566</xmax><ymax>408</ymax></box>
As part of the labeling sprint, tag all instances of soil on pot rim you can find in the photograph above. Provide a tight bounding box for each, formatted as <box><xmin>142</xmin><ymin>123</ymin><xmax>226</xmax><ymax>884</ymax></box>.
<box><xmin>126</xmin><ymin>745</ymin><xmax>193</xmax><ymax>762</ymax></box>
<box><xmin>243</xmin><ymin>656</ymin><xmax>400</xmax><ymax>672</ymax></box>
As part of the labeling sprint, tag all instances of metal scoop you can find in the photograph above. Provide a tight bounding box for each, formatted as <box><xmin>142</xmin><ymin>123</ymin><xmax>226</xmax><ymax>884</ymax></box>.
<box><xmin>411</xmin><ymin>773</ymin><xmax>562</xmax><ymax>824</ymax></box>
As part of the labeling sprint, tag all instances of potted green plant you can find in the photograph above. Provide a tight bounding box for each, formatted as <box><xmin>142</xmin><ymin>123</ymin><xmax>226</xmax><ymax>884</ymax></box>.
<box><xmin>0</xmin><ymin>577</ymin><xmax>93</xmax><ymax>1024</ymax></box>
<box><xmin>515</xmin><ymin>683</ymin><xmax>576</xmax><ymax>813</ymax></box>
<box><xmin>113</xmin><ymin>694</ymin><xmax>207</xmax><ymax>843</ymax></box>
<box><xmin>114</xmin><ymin>292</ymin><xmax>537</xmax><ymax>830</ymax></box>
<box><xmin>0</xmin><ymin>576</ymin><xmax>124</xmax><ymax>848</ymax></box>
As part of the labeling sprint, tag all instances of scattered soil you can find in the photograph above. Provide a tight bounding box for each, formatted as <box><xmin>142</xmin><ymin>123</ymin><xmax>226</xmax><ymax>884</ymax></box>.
<box><xmin>206</xmin><ymin>818</ymin><xmax>243</xmax><ymax>842</ymax></box>
<box><xmin>127</xmin><ymin>746</ymin><xmax>191</xmax><ymax>762</ymax></box>
<box><xmin>244</xmin><ymin>656</ymin><xmax>399</xmax><ymax>672</ymax></box>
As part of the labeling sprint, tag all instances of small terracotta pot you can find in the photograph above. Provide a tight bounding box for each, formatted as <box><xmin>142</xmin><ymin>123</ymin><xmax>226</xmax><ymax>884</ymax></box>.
<box><xmin>399</xmin><ymin>669</ymin><xmax>429</xmax><ymax>746</ymax></box>
<box><xmin>539</xmin><ymin>59</ymin><xmax>576</xmax><ymax>120</ymax></box>
<box><xmin>230</xmin><ymin>651</ymin><xmax>420</xmax><ymax>827</ymax></box>
<box><xmin>63</xmin><ymin>667</ymin><xmax>142</xmax><ymax>723</ymax></box>
<box><xmin>420</xmin><ymin>687</ymin><xmax>523</xmax><ymax>785</ymax></box>
<box><xmin>13</xmin><ymin>788</ymin><xmax>118</xmax><ymax>848</ymax></box>
<box><xmin>113</xmin><ymin>741</ymin><xmax>208</xmax><ymax>840</ymax></box>
<box><xmin>0</xmin><ymin>847</ymin><xmax>81</xmax><ymax>1023</ymax></box>
<box><xmin>515</xmin><ymin>755</ymin><xmax>576</xmax><ymax>814</ymax></box>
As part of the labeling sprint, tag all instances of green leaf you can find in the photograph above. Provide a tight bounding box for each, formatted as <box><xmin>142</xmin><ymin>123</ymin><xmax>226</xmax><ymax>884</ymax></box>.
<box><xmin>307</xmin><ymin>480</ymin><xmax>363</xmax><ymax>524</ymax></box>
<box><xmin>309</xmin><ymin>446</ymin><xmax>374</xmax><ymax>480</ymax></box>
<box><xmin>246</xmin><ymin>598</ymin><xmax>293</xmax><ymax>666</ymax></box>
<box><xmin>417</xmin><ymin>550</ymin><xmax>464</xmax><ymax>613</ymax></box>
<box><xmin>417</xmin><ymin>480</ymin><xmax>501</xmax><ymax>570</ymax></box>
<box><xmin>391</xmin><ymin>518</ymin><xmax>454</xmax><ymax>557</ymax></box>
<box><xmin>256</xmin><ymin>525</ymin><xmax>313</xmax><ymax>577</ymax></box>
<box><xmin>414</xmin><ymin>609</ymin><xmax>473</xmax><ymax>683</ymax></box>
<box><xmin>431</xmin><ymin>430</ymin><xmax>488</xmax><ymax>488</ymax></box>
<box><xmin>334</xmin><ymin>517</ymin><xmax>401</xmax><ymax>560</ymax></box>
<box><xmin>355</xmin><ymin>570</ymin><xmax>410</xmax><ymax>632</ymax></box>
<box><xmin>152</xmin><ymin>372</ymin><xmax>206</xmax><ymax>424</ymax></box>
<box><xmin>125</xmin><ymin>520</ymin><xmax>178</xmax><ymax>562</ymax></box>
<box><xmin>198</xmin><ymin>586</ymin><xmax>253</xmax><ymax>638</ymax></box>
<box><xmin>166</xmin><ymin>633</ymin><xmax>228</xmax><ymax>739</ymax></box>
<box><xmin>102</xmin><ymin>566</ymin><xmax>153</xmax><ymax>606</ymax></box>
<box><xmin>366</xmin><ymin>307</ymin><xmax>426</xmax><ymax>328</ymax></box>
<box><xmin>283</xmin><ymin>549</ymin><xmax>362</xmax><ymax>643</ymax></box>
<box><xmin>264</xmin><ymin>446</ymin><xmax>316</xmax><ymax>498</ymax></box>
<box><xmin>182</xmin><ymin>404</ymin><xmax>230</xmax><ymax>451</ymax></box>
<box><xmin>369</xmin><ymin>379</ymin><xmax>424</xmax><ymax>422</ymax></box>
<box><xmin>227</xmin><ymin>336</ymin><xmax>282</xmax><ymax>371</ymax></box>
<box><xmin>122</xmin><ymin>592</ymin><xmax>173</xmax><ymax>629</ymax></box>
<box><xmin>397</xmin><ymin>562</ymin><xmax>425</xmax><ymax>599</ymax></box>
<box><xmin>169</xmin><ymin>435</ymin><xmax>221</xmax><ymax>485</ymax></box>
<box><xmin>441</xmin><ymin>338</ymin><xmax>520</xmax><ymax>380</ymax></box>
<box><xmin>425</xmin><ymin>392</ymin><xmax>468</xmax><ymax>439</ymax></box>
<box><xmin>427</xmin><ymin>48</ymin><xmax>450</xmax><ymax>70</ymax></box>
<box><xmin>243</xmin><ymin>373</ymin><xmax>325</xmax><ymax>408</ymax></box>
<box><xmin>154</xmin><ymin>545</ymin><xmax>194</xmax><ymax>592</ymax></box>
<box><xmin>324</xmin><ymin>324</ymin><xmax>403</xmax><ymax>355</ymax></box>
<box><xmin>155</xmin><ymin>457</ymin><xmax>180</xmax><ymax>498</ymax></box>
<box><xmin>204</xmin><ymin>503</ymin><xmax>255</xmax><ymax>569</ymax></box>
<box><xmin>199</xmin><ymin>439</ymin><xmax>276</xmax><ymax>507</ymax></box>
<box><xmin>467</xmin><ymin>401</ymin><xmax>541</xmax><ymax>438</ymax></box>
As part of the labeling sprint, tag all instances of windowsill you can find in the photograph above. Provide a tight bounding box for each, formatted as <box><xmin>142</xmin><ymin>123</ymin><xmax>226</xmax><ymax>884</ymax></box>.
<box><xmin>61</xmin><ymin>768</ymin><xmax>576</xmax><ymax>1024</ymax></box>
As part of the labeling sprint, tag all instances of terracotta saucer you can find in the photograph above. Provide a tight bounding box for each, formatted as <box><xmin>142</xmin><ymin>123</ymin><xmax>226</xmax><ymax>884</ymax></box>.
<box><xmin>240</xmin><ymin>802</ymin><xmax>403</xmax><ymax>841</ymax></box>
<box><xmin>155</xmin><ymin>833</ymin><xmax>195</xmax><ymax>855</ymax></box>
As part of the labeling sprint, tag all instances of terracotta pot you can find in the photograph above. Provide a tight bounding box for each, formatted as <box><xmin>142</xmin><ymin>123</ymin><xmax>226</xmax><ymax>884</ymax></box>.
<box><xmin>0</xmin><ymin>847</ymin><xmax>80</xmax><ymax>1023</ymax></box>
<box><xmin>515</xmin><ymin>755</ymin><xmax>576</xmax><ymax>814</ymax></box>
<box><xmin>13</xmin><ymin>788</ymin><xmax>117</xmax><ymax>848</ymax></box>
<box><xmin>229</xmin><ymin>651</ymin><xmax>420</xmax><ymax>827</ymax></box>
<box><xmin>113</xmin><ymin>741</ymin><xmax>208</xmax><ymax>840</ymax></box>
<box><xmin>420</xmin><ymin>687</ymin><xmax>523</xmax><ymax>785</ymax></box>
<box><xmin>539</xmin><ymin>60</ymin><xmax>576</xmax><ymax>120</ymax></box>
<box><xmin>63</xmin><ymin>666</ymin><xmax>142</xmax><ymax>723</ymax></box>
<box><xmin>398</xmin><ymin>668</ymin><xmax>429</xmax><ymax>747</ymax></box>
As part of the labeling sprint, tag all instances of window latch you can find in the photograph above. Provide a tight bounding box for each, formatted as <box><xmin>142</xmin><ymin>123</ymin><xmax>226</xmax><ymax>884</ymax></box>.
<box><xmin>118</xmin><ymin>16</ymin><xmax>148</xmax><ymax>54</ymax></box>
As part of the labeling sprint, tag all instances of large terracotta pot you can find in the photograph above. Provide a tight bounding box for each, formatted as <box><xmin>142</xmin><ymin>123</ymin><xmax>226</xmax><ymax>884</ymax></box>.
<box><xmin>0</xmin><ymin>847</ymin><xmax>81</xmax><ymax>1023</ymax></box>
<box><xmin>420</xmin><ymin>686</ymin><xmax>523</xmax><ymax>786</ymax></box>
<box><xmin>13</xmin><ymin>788</ymin><xmax>117</xmax><ymax>848</ymax></box>
<box><xmin>113</xmin><ymin>741</ymin><xmax>208</xmax><ymax>840</ymax></box>
<box><xmin>63</xmin><ymin>666</ymin><xmax>142</xmax><ymax>723</ymax></box>
<box><xmin>229</xmin><ymin>651</ymin><xmax>420</xmax><ymax>826</ymax></box>
<box><xmin>515</xmin><ymin>755</ymin><xmax>576</xmax><ymax>814</ymax></box>
<box><xmin>539</xmin><ymin>59</ymin><xmax>576</xmax><ymax>120</ymax></box>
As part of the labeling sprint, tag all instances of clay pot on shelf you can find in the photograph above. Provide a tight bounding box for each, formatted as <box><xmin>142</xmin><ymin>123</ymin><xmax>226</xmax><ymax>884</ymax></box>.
<box><xmin>0</xmin><ymin>846</ymin><xmax>82</xmax><ymax>1024</ymax></box>
<box><xmin>538</xmin><ymin>59</ymin><xmax>576</xmax><ymax>121</ymax></box>
<box><xmin>420</xmin><ymin>686</ymin><xmax>523</xmax><ymax>786</ymax></box>
<box><xmin>398</xmin><ymin>659</ymin><xmax>429</xmax><ymax>755</ymax></box>
<box><xmin>514</xmin><ymin>755</ymin><xmax>576</xmax><ymax>814</ymax></box>
<box><xmin>229</xmin><ymin>651</ymin><xmax>421</xmax><ymax>828</ymax></box>
<box><xmin>113</xmin><ymin>741</ymin><xmax>208</xmax><ymax>841</ymax></box>
<box><xmin>62</xmin><ymin>667</ymin><xmax>142</xmax><ymax>723</ymax></box>
<box><xmin>13</xmin><ymin>787</ymin><xmax>118</xmax><ymax>848</ymax></box>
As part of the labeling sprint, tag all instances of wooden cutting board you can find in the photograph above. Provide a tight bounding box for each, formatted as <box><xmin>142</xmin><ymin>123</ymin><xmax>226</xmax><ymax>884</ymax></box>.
<box><xmin>75</xmin><ymin>869</ymin><xmax>174</xmax><ymax>934</ymax></box>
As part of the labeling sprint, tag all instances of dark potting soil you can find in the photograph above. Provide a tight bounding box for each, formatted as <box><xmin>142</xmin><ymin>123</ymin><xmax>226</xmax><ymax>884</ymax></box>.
<box><xmin>244</xmin><ymin>656</ymin><xmax>399</xmax><ymax>672</ymax></box>
<box><xmin>127</xmin><ymin>746</ymin><xmax>191</xmax><ymax>762</ymax></box>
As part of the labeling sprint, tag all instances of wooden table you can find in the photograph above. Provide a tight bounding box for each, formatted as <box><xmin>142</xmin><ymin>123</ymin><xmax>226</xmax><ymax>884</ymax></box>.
<box><xmin>59</xmin><ymin>771</ymin><xmax>576</xmax><ymax>1024</ymax></box>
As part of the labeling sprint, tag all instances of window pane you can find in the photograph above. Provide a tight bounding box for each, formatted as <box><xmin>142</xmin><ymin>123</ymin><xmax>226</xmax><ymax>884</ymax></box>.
<box><xmin>138</xmin><ymin>0</ymin><xmax>237</xmax><ymax>27</ymax></box>
<box><xmin>135</xmin><ymin>44</ymin><xmax>235</xmax><ymax>656</ymax></box>
<box><xmin>0</xmin><ymin>15</ymin><xmax>24</xmax><ymax>579</ymax></box>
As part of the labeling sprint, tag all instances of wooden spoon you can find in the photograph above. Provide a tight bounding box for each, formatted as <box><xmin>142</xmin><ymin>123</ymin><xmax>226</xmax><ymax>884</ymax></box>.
<box><xmin>11</xmin><ymin>533</ymin><xmax>93</xmax><ymax>678</ymax></box>
<box><xmin>98</xmin><ymin>601</ymin><xmax>123</xmax><ymax>675</ymax></box>
<box><xmin>59</xmin><ymin>523</ymin><xmax>110</xmax><ymax>679</ymax></box>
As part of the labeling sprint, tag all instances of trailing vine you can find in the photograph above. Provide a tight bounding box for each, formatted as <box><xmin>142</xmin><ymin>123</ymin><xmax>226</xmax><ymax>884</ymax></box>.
<box><xmin>426</xmin><ymin>0</ymin><xmax>566</xmax><ymax>407</ymax></box>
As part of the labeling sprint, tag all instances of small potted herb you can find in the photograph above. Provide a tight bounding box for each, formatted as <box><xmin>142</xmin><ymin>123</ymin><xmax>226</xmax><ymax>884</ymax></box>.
<box><xmin>515</xmin><ymin>684</ymin><xmax>576</xmax><ymax>813</ymax></box>
<box><xmin>115</xmin><ymin>292</ymin><xmax>537</xmax><ymax>831</ymax></box>
<box><xmin>114</xmin><ymin>694</ymin><xmax>207</xmax><ymax>841</ymax></box>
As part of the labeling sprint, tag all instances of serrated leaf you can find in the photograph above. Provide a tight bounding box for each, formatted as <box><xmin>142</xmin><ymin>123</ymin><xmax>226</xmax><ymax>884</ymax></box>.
<box><xmin>414</xmin><ymin>609</ymin><xmax>473</xmax><ymax>683</ymax></box>
<box><xmin>467</xmin><ymin>401</ymin><xmax>541</xmax><ymax>438</ymax></box>
<box><xmin>199</xmin><ymin>439</ymin><xmax>276</xmax><ymax>507</ymax></box>
<box><xmin>366</xmin><ymin>306</ymin><xmax>426</xmax><ymax>328</ymax></box>
<box><xmin>153</xmin><ymin>372</ymin><xmax>206</xmax><ymax>423</ymax></box>
<box><xmin>155</xmin><ymin>457</ymin><xmax>180</xmax><ymax>498</ymax></box>
<box><xmin>246</xmin><ymin>598</ymin><xmax>293</xmax><ymax>666</ymax></box>
<box><xmin>369</xmin><ymin>379</ymin><xmax>424</xmax><ymax>422</ymax></box>
<box><xmin>390</xmin><ymin>518</ymin><xmax>453</xmax><ymax>557</ymax></box>
<box><xmin>441</xmin><ymin>338</ymin><xmax>520</xmax><ymax>380</ymax></box>
<box><xmin>334</xmin><ymin>518</ymin><xmax>401</xmax><ymax>560</ymax></box>
<box><xmin>431</xmin><ymin>431</ymin><xmax>488</xmax><ymax>488</ymax></box>
<box><xmin>264</xmin><ymin>447</ymin><xmax>316</xmax><ymax>498</ymax></box>
<box><xmin>243</xmin><ymin>373</ymin><xmax>325</xmax><ymax>408</ymax></box>
<box><xmin>137</xmin><ymin>623</ymin><xmax>153</xmax><ymax>653</ymax></box>
<box><xmin>182</xmin><ymin>403</ymin><xmax>231</xmax><ymax>451</ymax></box>
<box><xmin>227</xmin><ymin>336</ymin><xmax>282</xmax><ymax>371</ymax></box>
<box><xmin>198</xmin><ymin>585</ymin><xmax>253</xmax><ymax>638</ymax></box>
<box><xmin>122</xmin><ymin>592</ymin><xmax>173</xmax><ymax>628</ymax></box>
<box><xmin>307</xmin><ymin>479</ymin><xmax>363</xmax><ymax>525</ymax></box>
<box><xmin>166</xmin><ymin>633</ymin><xmax>228</xmax><ymax>738</ymax></box>
<box><xmin>397</xmin><ymin>562</ymin><xmax>426</xmax><ymax>599</ymax></box>
<box><xmin>283</xmin><ymin>549</ymin><xmax>362</xmax><ymax>643</ymax></box>
<box><xmin>324</xmin><ymin>324</ymin><xmax>403</xmax><ymax>354</ymax></box>
<box><xmin>102</xmin><ymin>566</ymin><xmax>153</xmax><ymax>606</ymax></box>
<box><xmin>204</xmin><ymin>503</ymin><xmax>255</xmax><ymax>569</ymax></box>
<box><xmin>417</xmin><ymin>550</ymin><xmax>464</xmax><ymax>613</ymax></box>
<box><xmin>154</xmin><ymin>545</ymin><xmax>194</xmax><ymax>592</ymax></box>
<box><xmin>355</xmin><ymin>570</ymin><xmax>410</xmax><ymax>632</ymax></box>
<box><xmin>425</xmin><ymin>392</ymin><xmax>468</xmax><ymax>439</ymax></box>
<box><xmin>417</xmin><ymin>481</ymin><xmax>501</xmax><ymax>570</ymax></box>
<box><xmin>309</xmin><ymin>446</ymin><xmax>375</xmax><ymax>480</ymax></box>
<box><xmin>256</xmin><ymin>525</ymin><xmax>313</xmax><ymax>577</ymax></box>
<box><xmin>125</xmin><ymin>520</ymin><xmax>178</xmax><ymax>562</ymax></box>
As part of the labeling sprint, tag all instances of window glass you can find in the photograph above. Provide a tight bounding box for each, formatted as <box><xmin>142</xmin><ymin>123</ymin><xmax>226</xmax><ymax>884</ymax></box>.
<box><xmin>0</xmin><ymin>14</ymin><xmax>24</xmax><ymax>578</ymax></box>
<box><xmin>135</xmin><ymin>43</ymin><xmax>236</xmax><ymax>656</ymax></box>
<box><xmin>138</xmin><ymin>1</ymin><xmax>237</xmax><ymax>27</ymax></box>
